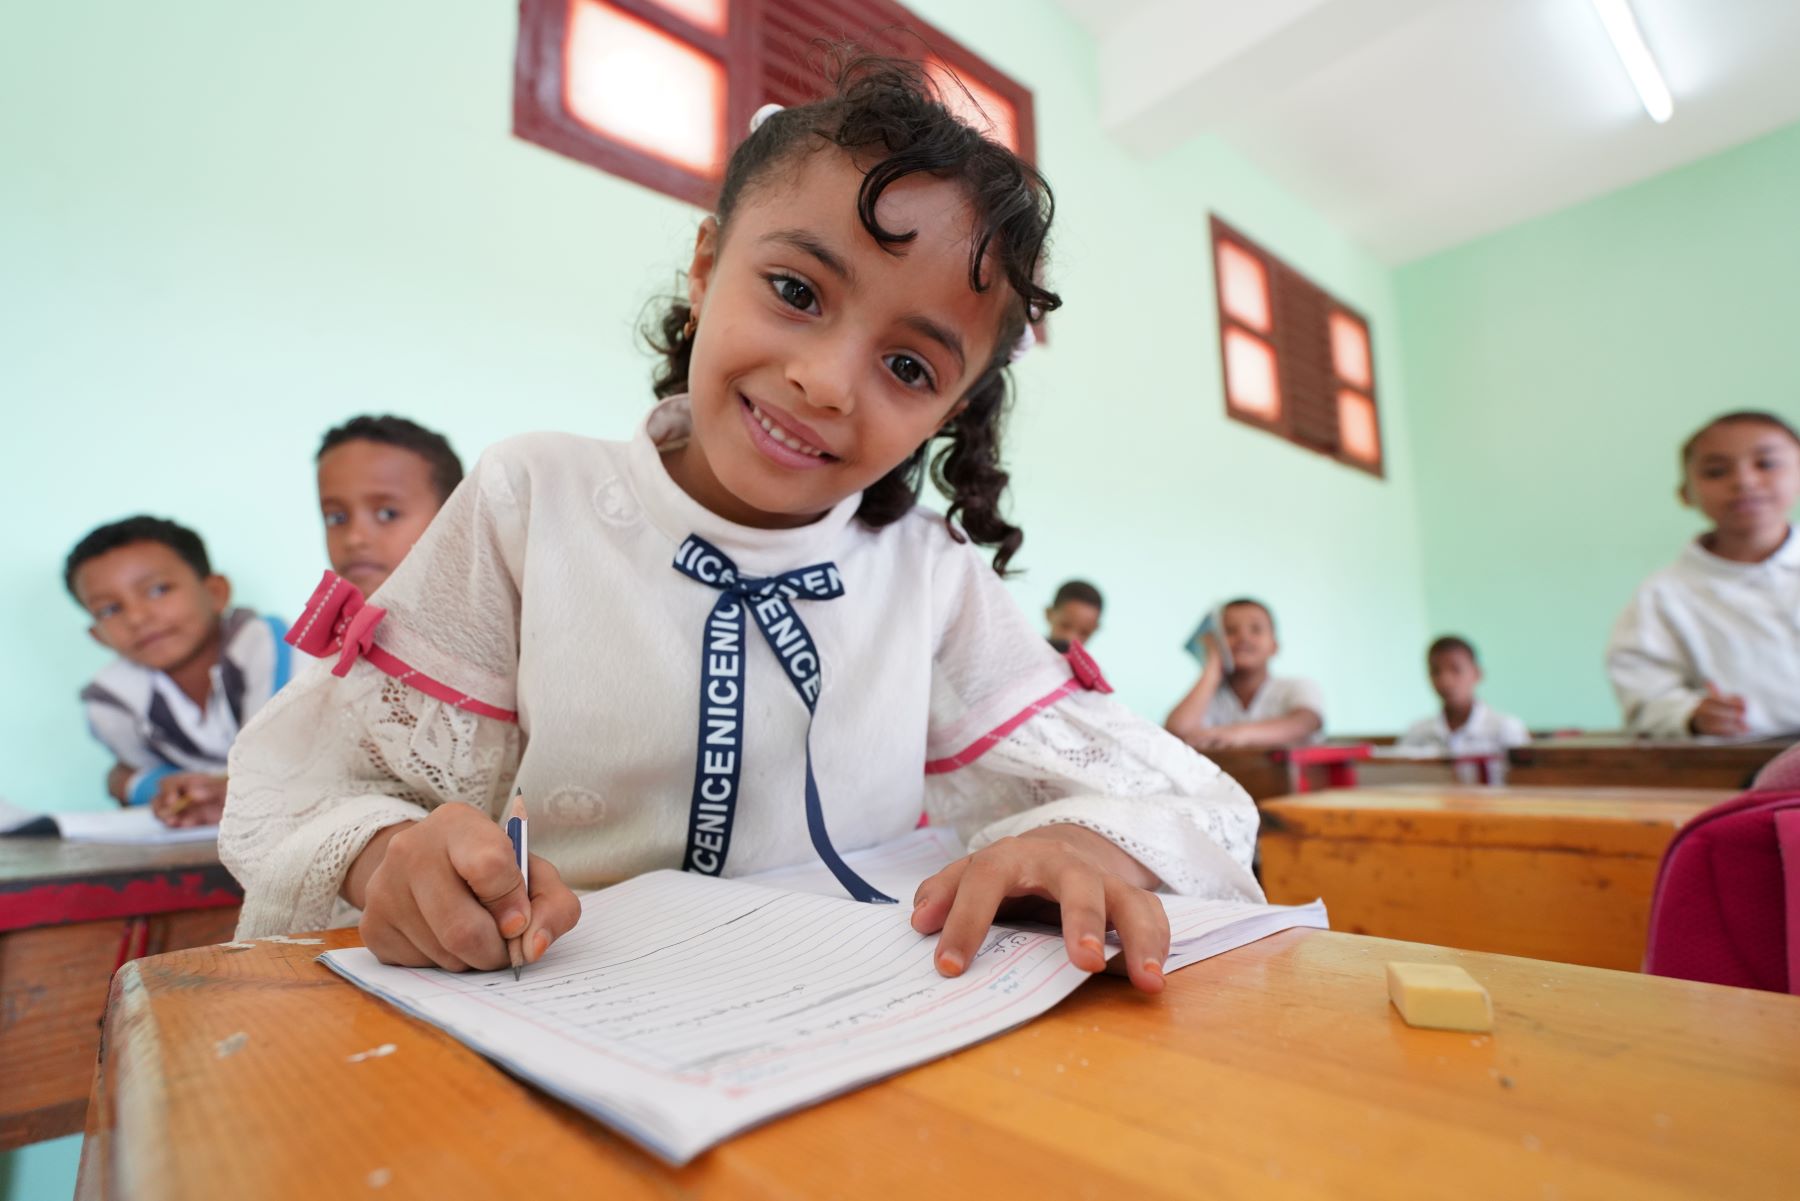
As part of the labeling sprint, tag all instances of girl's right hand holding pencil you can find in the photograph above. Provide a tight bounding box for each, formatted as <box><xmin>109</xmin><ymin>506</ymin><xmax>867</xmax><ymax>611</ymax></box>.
<box><xmin>344</xmin><ymin>802</ymin><xmax>581</xmax><ymax>972</ymax></box>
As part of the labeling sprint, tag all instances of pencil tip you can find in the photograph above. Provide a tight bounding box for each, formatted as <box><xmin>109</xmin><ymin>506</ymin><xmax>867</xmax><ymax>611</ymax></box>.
<box><xmin>513</xmin><ymin>964</ymin><xmax>521</xmax><ymax>981</ymax></box>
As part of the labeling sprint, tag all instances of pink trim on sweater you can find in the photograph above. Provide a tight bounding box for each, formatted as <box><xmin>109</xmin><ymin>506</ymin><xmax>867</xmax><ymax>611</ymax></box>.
<box><xmin>359</xmin><ymin>644</ymin><xmax>518</xmax><ymax>723</ymax></box>
<box><xmin>284</xmin><ymin>570</ymin><xmax>518</xmax><ymax>723</ymax></box>
<box><xmin>924</xmin><ymin>679</ymin><xmax>1080</xmax><ymax>775</ymax></box>
<box><xmin>923</xmin><ymin>642</ymin><xmax>1117</xmax><ymax>776</ymax></box>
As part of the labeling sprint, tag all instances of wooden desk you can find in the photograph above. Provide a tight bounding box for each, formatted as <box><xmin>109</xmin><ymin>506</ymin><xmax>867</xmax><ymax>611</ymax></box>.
<box><xmin>1507</xmin><ymin>737</ymin><xmax>1791</xmax><ymax>789</ymax></box>
<box><xmin>1212</xmin><ymin>746</ymin><xmax>1450</xmax><ymax>799</ymax></box>
<box><xmin>1206</xmin><ymin>748</ymin><xmax>1356</xmax><ymax>801</ymax></box>
<box><xmin>1356</xmin><ymin>752</ymin><xmax>1504</xmax><ymax>788</ymax></box>
<box><xmin>1204</xmin><ymin>747</ymin><xmax>1292</xmax><ymax>800</ymax></box>
<box><xmin>1259</xmin><ymin>786</ymin><xmax>1725</xmax><ymax>970</ymax></box>
<box><xmin>0</xmin><ymin>836</ymin><xmax>241</xmax><ymax>1149</ymax></box>
<box><xmin>79</xmin><ymin>927</ymin><xmax>1799</xmax><ymax>1200</ymax></box>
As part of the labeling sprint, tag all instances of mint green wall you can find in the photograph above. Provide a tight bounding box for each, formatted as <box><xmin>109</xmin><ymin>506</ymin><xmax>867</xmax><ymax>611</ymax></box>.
<box><xmin>1396</xmin><ymin>121</ymin><xmax>1800</xmax><ymax>730</ymax></box>
<box><xmin>0</xmin><ymin>1</ymin><xmax>1425</xmax><ymax>1185</ymax></box>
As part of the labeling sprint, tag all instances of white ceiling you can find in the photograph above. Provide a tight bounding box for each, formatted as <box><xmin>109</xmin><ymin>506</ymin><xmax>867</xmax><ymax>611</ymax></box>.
<box><xmin>1055</xmin><ymin>0</ymin><xmax>1800</xmax><ymax>263</ymax></box>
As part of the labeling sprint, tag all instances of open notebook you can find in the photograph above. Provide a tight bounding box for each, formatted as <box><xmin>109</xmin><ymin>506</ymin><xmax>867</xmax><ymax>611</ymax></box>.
<box><xmin>0</xmin><ymin>800</ymin><xmax>218</xmax><ymax>844</ymax></box>
<box><xmin>322</xmin><ymin>829</ymin><xmax>1326</xmax><ymax>1164</ymax></box>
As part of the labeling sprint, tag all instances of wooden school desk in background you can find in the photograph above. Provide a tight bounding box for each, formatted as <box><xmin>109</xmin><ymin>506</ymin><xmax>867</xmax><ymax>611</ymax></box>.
<box><xmin>1206</xmin><ymin>746</ymin><xmax>1373</xmax><ymax>800</ymax></box>
<box><xmin>78</xmin><ymin>925</ymin><xmax>1799</xmax><ymax>1200</ymax></box>
<box><xmin>1356</xmin><ymin>748</ymin><xmax>1507</xmax><ymax>787</ymax></box>
<box><xmin>1507</xmin><ymin>736</ymin><xmax>1792</xmax><ymax>789</ymax></box>
<box><xmin>0</xmin><ymin>836</ymin><xmax>241</xmax><ymax>1149</ymax></box>
<box><xmin>1201</xmin><ymin>747</ymin><xmax>1293</xmax><ymax>800</ymax></box>
<box><xmin>1209</xmin><ymin>745</ymin><xmax>1503</xmax><ymax>798</ymax></box>
<box><xmin>1258</xmin><ymin>786</ymin><xmax>1725</xmax><ymax>971</ymax></box>
<box><xmin>1212</xmin><ymin>737</ymin><xmax>1792</xmax><ymax>802</ymax></box>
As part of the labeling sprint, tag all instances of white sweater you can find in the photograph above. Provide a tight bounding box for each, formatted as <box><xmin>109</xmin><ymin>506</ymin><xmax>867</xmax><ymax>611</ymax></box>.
<box><xmin>1398</xmin><ymin>702</ymin><xmax>1530</xmax><ymax>756</ymax></box>
<box><xmin>221</xmin><ymin>398</ymin><xmax>1261</xmax><ymax>936</ymax></box>
<box><xmin>1203</xmin><ymin>675</ymin><xmax>1327</xmax><ymax>744</ymax></box>
<box><xmin>83</xmin><ymin>608</ymin><xmax>290</xmax><ymax>805</ymax></box>
<box><xmin>1606</xmin><ymin>528</ymin><xmax>1800</xmax><ymax>738</ymax></box>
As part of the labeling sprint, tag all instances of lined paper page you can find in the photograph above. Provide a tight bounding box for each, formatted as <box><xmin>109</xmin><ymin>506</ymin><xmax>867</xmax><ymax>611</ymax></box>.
<box><xmin>741</xmin><ymin>827</ymin><xmax>1325</xmax><ymax>971</ymax></box>
<box><xmin>1161</xmin><ymin>895</ymin><xmax>1326</xmax><ymax>970</ymax></box>
<box><xmin>324</xmin><ymin>860</ymin><xmax>1325</xmax><ymax>1164</ymax></box>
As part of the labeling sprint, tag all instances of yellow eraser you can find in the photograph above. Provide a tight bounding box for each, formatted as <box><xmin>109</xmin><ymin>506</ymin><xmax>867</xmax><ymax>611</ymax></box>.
<box><xmin>1386</xmin><ymin>962</ymin><xmax>1492</xmax><ymax>1032</ymax></box>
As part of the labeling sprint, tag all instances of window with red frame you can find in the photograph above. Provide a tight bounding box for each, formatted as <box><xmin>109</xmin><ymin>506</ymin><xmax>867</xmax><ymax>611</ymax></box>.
<box><xmin>514</xmin><ymin>0</ymin><xmax>1037</xmax><ymax>210</ymax></box>
<box><xmin>1211</xmin><ymin>215</ymin><xmax>1383</xmax><ymax>476</ymax></box>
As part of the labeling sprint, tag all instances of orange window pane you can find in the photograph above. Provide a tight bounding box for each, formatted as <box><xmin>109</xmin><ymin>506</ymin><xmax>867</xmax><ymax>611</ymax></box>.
<box><xmin>1224</xmin><ymin>328</ymin><xmax>1280</xmax><ymax>420</ymax></box>
<box><xmin>1338</xmin><ymin>389</ymin><xmax>1380</xmax><ymax>465</ymax></box>
<box><xmin>1216</xmin><ymin>241</ymin><xmax>1271</xmax><ymax>334</ymax></box>
<box><xmin>564</xmin><ymin>0</ymin><xmax>725</xmax><ymax>177</ymax></box>
<box><xmin>925</xmin><ymin>56</ymin><xmax>1019</xmax><ymax>152</ymax></box>
<box><xmin>643</xmin><ymin>0</ymin><xmax>727</xmax><ymax>35</ymax></box>
<box><xmin>1330</xmin><ymin>311</ymin><xmax>1371</xmax><ymax>389</ymax></box>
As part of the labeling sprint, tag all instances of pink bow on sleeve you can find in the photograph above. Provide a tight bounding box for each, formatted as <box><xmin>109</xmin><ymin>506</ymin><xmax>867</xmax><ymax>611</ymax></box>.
<box><xmin>1064</xmin><ymin>639</ymin><xmax>1114</xmax><ymax>694</ymax></box>
<box><xmin>285</xmin><ymin>571</ymin><xmax>389</xmax><ymax>678</ymax></box>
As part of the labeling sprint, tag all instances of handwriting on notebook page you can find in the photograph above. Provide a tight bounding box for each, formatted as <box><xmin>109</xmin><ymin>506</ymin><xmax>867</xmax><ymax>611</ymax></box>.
<box><xmin>323</xmin><ymin>835</ymin><xmax>1326</xmax><ymax>1163</ymax></box>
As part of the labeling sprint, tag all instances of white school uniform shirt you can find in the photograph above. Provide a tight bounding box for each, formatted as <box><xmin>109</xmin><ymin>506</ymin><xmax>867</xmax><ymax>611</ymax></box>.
<box><xmin>1203</xmin><ymin>676</ymin><xmax>1326</xmax><ymax>742</ymax></box>
<box><xmin>221</xmin><ymin>396</ymin><xmax>1261</xmax><ymax>937</ymax></box>
<box><xmin>1606</xmin><ymin>529</ymin><xmax>1800</xmax><ymax>738</ymax></box>
<box><xmin>81</xmin><ymin>609</ymin><xmax>291</xmax><ymax>805</ymax></box>
<box><xmin>1398</xmin><ymin>702</ymin><xmax>1530</xmax><ymax>757</ymax></box>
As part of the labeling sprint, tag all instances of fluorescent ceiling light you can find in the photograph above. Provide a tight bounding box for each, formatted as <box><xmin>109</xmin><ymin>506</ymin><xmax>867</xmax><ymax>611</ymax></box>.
<box><xmin>1591</xmin><ymin>0</ymin><xmax>1673</xmax><ymax>123</ymax></box>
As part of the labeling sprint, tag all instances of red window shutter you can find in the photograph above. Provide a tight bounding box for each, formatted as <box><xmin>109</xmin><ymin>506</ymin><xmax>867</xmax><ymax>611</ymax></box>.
<box><xmin>1211</xmin><ymin>215</ymin><xmax>1383</xmax><ymax>477</ymax></box>
<box><xmin>741</xmin><ymin>0</ymin><xmax>916</xmax><ymax>120</ymax></box>
<box><xmin>518</xmin><ymin>0</ymin><xmax>1038</xmax><ymax>213</ymax></box>
<box><xmin>735</xmin><ymin>0</ymin><xmax>1034</xmax><ymax>160</ymax></box>
<box><xmin>516</xmin><ymin>0</ymin><xmax>732</xmax><ymax>207</ymax></box>
<box><xmin>1271</xmin><ymin>263</ymin><xmax>1339</xmax><ymax>455</ymax></box>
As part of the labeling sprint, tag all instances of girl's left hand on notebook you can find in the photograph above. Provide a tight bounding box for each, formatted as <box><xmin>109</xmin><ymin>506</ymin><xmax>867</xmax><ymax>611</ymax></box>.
<box><xmin>910</xmin><ymin>826</ymin><xmax>1170</xmax><ymax>994</ymax></box>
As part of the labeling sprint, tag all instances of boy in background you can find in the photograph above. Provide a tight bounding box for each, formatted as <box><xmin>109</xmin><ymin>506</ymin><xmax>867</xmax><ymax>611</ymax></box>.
<box><xmin>68</xmin><ymin>516</ymin><xmax>290</xmax><ymax>826</ymax></box>
<box><xmin>1165</xmin><ymin>598</ymin><xmax>1324</xmax><ymax>749</ymax></box>
<box><xmin>1399</xmin><ymin>636</ymin><xmax>1530</xmax><ymax>756</ymax></box>
<box><xmin>317</xmin><ymin>415</ymin><xmax>463</xmax><ymax>596</ymax></box>
<box><xmin>1044</xmin><ymin>579</ymin><xmax>1102</xmax><ymax>652</ymax></box>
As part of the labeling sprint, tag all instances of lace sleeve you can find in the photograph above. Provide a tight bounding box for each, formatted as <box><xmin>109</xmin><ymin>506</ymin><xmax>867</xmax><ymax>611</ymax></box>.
<box><xmin>923</xmin><ymin>688</ymin><xmax>1262</xmax><ymax>901</ymax></box>
<box><xmin>221</xmin><ymin>658</ymin><xmax>521</xmax><ymax>937</ymax></box>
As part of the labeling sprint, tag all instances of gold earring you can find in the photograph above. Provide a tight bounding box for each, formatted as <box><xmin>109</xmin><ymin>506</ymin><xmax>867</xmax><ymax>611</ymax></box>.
<box><xmin>682</xmin><ymin>310</ymin><xmax>699</xmax><ymax>338</ymax></box>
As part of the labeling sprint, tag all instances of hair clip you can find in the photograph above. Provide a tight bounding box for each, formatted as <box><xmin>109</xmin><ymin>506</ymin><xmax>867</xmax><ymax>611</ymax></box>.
<box><xmin>750</xmin><ymin>103</ymin><xmax>784</xmax><ymax>133</ymax></box>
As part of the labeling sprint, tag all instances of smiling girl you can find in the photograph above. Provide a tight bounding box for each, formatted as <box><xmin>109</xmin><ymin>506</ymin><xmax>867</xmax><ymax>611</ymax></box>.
<box><xmin>220</xmin><ymin>57</ymin><xmax>1259</xmax><ymax>993</ymax></box>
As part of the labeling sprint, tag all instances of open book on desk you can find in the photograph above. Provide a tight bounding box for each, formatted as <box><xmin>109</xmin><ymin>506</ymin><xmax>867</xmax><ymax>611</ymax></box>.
<box><xmin>0</xmin><ymin>800</ymin><xmax>218</xmax><ymax>844</ymax></box>
<box><xmin>322</xmin><ymin>829</ymin><xmax>1326</xmax><ymax>1164</ymax></box>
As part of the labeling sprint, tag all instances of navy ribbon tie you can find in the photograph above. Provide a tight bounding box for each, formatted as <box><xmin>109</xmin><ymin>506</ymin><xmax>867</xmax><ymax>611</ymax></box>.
<box><xmin>672</xmin><ymin>534</ymin><xmax>896</xmax><ymax>904</ymax></box>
